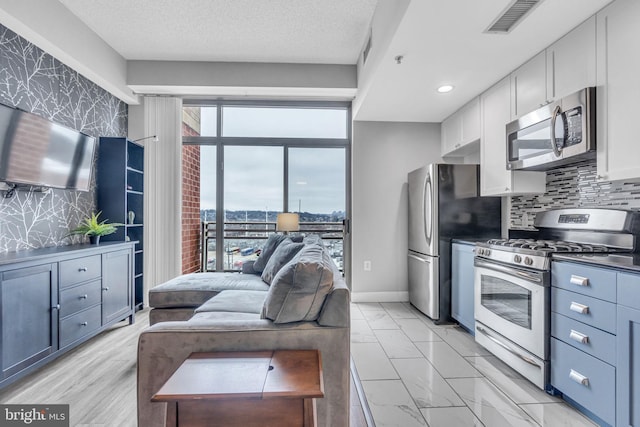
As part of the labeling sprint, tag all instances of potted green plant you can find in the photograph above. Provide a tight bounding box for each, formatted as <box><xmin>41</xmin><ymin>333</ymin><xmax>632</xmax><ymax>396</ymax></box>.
<box><xmin>70</xmin><ymin>211</ymin><xmax>122</xmax><ymax>244</ymax></box>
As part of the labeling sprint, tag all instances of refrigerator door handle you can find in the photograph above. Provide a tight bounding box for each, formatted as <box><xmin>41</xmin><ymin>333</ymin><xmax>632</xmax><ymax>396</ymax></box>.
<box><xmin>424</xmin><ymin>172</ymin><xmax>432</xmax><ymax>246</ymax></box>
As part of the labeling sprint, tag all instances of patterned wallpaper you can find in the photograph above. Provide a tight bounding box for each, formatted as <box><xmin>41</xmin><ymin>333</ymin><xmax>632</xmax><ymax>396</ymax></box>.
<box><xmin>0</xmin><ymin>25</ymin><xmax>128</xmax><ymax>253</ymax></box>
<box><xmin>510</xmin><ymin>160</ymin><xmax>640</xmax><ymax>228</ymax></box>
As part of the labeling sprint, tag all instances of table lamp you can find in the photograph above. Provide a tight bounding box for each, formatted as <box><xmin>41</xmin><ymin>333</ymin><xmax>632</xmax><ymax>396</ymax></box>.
<box><xmin>276</xmin><ymin>213</ymin><xmax>299</xmax><ymax>235</ymax></box>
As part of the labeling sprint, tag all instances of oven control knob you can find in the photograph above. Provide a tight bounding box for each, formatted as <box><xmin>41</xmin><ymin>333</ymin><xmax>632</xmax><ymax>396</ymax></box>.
<box><xmin>478</xmin><ymin>248</ymin><xmax>485</xmax><ymax>256</ymax></box>
<box><xmin>485</xmin><ymin>249</ymin><xmax>491</xmax><ymax>256</ymax></box>
<box><xmin>524</xmin><ymin>257</ymin><xmax>533</xmax><ymax>266</ymax></box>
<box><xmin>514</xmin><ymin>255</ymin><xmax>522</xmax><ymax>263</ymax></box>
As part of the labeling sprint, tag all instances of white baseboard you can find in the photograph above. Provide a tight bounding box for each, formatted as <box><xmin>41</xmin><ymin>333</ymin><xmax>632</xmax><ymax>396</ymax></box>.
<box><xmin>351</xmin><ymin>291</ymin><xmax>409</xmax><ymax>303</ymax></box>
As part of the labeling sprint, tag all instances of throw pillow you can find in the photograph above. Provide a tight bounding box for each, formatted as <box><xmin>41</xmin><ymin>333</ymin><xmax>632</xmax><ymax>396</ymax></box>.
<box><xmin>252</xmin><ymin>234</ymin><xmax>287</xmax><ymax>273</ymax></box>
<box><xmin>260</xmin><ymin>238</ymin><xmax>305</xmax><ymax>284</ymax></box>
<box><xmin>261</xmin><ymin>244</ymin><xmax>334</xmax><ymax>324</ymax></box>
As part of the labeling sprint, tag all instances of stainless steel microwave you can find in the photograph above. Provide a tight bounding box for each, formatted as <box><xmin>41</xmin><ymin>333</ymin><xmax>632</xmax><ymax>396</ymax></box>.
<box><xmin>506</xmin><ymin>87</ymin><xmax>595</xmax><ymax>171</ymax></box>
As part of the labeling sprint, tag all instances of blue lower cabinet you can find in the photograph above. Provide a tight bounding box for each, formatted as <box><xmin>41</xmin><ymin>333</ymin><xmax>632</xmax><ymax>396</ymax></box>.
<box><xmin>451</xmin><ymin>243</ymin><xmax>475</xmax><ymax>333</ymax></box>
<box><xmin>617</xmin><ymin>272</ymin><xmax>640</xmax><ymax>427</ymax></box>
<box><xmin>551</xmin><ymin>338</ymin><xmax>616</xmax><ymax>426</ymax></box>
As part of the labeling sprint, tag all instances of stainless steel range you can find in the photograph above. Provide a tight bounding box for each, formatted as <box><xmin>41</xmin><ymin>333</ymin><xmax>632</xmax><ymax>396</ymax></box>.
<box><xmin>474</xmin><ymin>208</ymin><xmax>640</xmax><ymax>389</ymax></box>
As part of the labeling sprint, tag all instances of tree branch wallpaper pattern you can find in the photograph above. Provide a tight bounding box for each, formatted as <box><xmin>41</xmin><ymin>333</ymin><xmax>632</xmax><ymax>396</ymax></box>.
<box><xmin>0</xmin><ymin>24</ymin><xmax>128</xmax><ymax>253</ymax></box>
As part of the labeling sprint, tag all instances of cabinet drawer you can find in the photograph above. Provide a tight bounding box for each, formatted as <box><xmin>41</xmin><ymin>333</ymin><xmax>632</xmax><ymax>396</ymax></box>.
<box><xmin>551</xmin><ymin>287</ymin><xmax>616</xmax><ymax>334</ymax></box>
<box><xmin>551</xmin><ymin>312</ymin><xmax>616</xmax><ymax>365</ymax></box>
<box><xmin>550</xmin><ymin>338</ymin><xmax>615</xmax><ymax>426</ymax></box>
<box><xmin>59</xmin><ymin>255</ymin><xmax>101</xmax><ymax>288</ymax></box>
<box><xmin>618</xmin><ymin>272</ymin><xmax>640</xmax><ymax>311</ymax></box>
<box><xmin>59</xmin><ymin>305</ymin><xmax>101</xmax><ymax>348</ymax></box>
<box><xmin>59</xmin><ymin>280</ymin><xmax>101</xmax><ymax>318</ymax></box>
<box><xmin>552</xmin><ymin>262</ymin><xmax>616</xmax><ymax>302</ymax></box>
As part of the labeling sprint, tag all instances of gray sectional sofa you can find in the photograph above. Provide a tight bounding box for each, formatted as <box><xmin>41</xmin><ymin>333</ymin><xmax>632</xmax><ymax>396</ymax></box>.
<box><xmin>137</xmin><ymin>234</ymin><xmax>351</xmax><ymax>427</ymax></box>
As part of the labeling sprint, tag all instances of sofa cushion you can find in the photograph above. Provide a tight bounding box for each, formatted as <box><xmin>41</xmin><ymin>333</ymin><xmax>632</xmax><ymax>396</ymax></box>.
<box><xmin>260</xmin><ymin>238</ymin><xmax>304</xmax><ymax>284</ymax></box>
<box><xmin>149</xmin><ymin>272</ymin><xmax>269</xmax><ymax>308</ymax></box>
<box><xmin>252</xmin><ymin>234</ymin><xmax>288</xmax><ymax>273</ymax></box>
<box><xmin>261</xmin><ymin>244</ymin><xmax>334</xmax><ymax>324</ymax></box>
<box><xmin>188</xmin><ymin>311</ymin><xmax>262</xmax><ymax>322</ymax></box>
<box><xmin>195</xmin><ymin>290</ymin><xmax>267</xmax><ymax>314</ymax></box>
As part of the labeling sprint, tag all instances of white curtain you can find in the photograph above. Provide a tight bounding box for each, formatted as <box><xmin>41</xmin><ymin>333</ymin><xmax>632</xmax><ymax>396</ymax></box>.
<box><xmin>130</xmin><ymin>96</ymin><xmax>183</xmax><ymax>302</ymax></box>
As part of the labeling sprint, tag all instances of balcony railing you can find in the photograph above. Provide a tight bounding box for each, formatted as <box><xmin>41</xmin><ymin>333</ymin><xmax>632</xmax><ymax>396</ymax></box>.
<box><xmin>201</xmin><ymin>221</ymin><xmax>344</xmax><ymax>272</ymax></box>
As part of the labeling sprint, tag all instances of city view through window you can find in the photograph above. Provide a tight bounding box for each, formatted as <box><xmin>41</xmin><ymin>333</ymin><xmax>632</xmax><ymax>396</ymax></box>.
<box><xmin>182</xmin><ymin>104</ymin><xmax>349</xmax><ymax>273</ymax></box>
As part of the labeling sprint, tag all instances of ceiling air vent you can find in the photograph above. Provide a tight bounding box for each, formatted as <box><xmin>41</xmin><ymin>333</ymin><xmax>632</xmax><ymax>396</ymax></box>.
<box><xmin>485</xmin><ymin>0</ymin><xmax>543</xmax><ymax>34</ymax></box>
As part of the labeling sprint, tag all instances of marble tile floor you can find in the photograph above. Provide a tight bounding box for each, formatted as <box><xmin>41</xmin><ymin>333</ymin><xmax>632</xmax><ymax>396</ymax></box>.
<box><xmin>350</xmin><ymin>302</ymin><xmax>599</xmax><ymax>427</ymax></box>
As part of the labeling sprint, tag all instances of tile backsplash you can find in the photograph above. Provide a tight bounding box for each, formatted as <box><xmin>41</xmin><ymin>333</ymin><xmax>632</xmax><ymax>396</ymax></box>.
<box><xmin>510</xmin><ymin>160</ymin><xmax>640</xmax><ymax>228</ymax></box>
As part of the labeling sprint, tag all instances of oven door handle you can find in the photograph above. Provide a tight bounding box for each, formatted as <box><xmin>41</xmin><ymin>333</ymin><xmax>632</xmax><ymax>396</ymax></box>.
<box><xmin>476</xmin><ymin>326</ymin><xmax>542</xmax><ymax>369</ymax></box>
<box><xmin>474</xmin><ymin>260</ymin><xmax>543</xmax><ymax>283</ymax></box>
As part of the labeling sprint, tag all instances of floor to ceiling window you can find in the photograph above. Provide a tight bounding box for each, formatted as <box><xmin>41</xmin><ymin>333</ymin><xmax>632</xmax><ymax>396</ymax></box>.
<box><xmin>182</xmin><ymin>101</ymin><xmax>350</xmax><ymax>274</ymax></box>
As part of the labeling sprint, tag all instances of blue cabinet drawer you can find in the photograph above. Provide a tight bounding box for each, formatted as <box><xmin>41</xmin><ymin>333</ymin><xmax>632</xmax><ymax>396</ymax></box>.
<box><xmin>551</xmin><ymin>338</ymin><xmax>615</xmax><ymax>426</ymax></box>
<box><xmin>552</xmin><ymin>261</ymin><xmax>616</xmax><ymax>302</ymax></box>
<box><xmin>59</xmin><ymin>255</ymin><xmax>101</xmax><ymax>288</ymax></box>
<box><xmin>551</xmin><ymin>287</ymin><xmax>616</xmax><ymax>334</ymax></box>
<box><xmin>551</xmin><ymin>312</ymin><xmax>616</xmax><ymax>365</ymax></box>
<box><xmin>59</xmin><ymin>305</ymin><xmax>101</xmax><ymax>349</ymax></box>
<box><xmin>59</xmin><ymin>280</ymin><xmax>102</xmax><ymax>318</ymax></box>
<box><xmin>618</xmin><ymin>272</ymin><xmax>640</xmax><ymax>311</ymax></box>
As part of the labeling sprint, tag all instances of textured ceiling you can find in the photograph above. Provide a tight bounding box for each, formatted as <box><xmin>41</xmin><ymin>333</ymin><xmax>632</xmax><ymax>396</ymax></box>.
<box><xmin>58</xmin><ymin>0</ymin><xmax>377</xmax><ymax>64</ymax></box>
<box><xmin>53</xmin><ymin>0</ymin><xmax>614</xmax><ymax>121</ymax></box>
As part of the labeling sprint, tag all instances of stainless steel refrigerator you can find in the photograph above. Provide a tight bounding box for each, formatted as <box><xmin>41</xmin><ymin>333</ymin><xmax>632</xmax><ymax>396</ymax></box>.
<box><xmin>408</xmin><ymin>164</ymin><xmax>501</xmax><ymax>322</ymax></box>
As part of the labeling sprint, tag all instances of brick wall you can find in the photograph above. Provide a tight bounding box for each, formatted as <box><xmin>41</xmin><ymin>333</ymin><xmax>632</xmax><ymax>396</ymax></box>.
<box><xmin>182</xmin><ymin>121</ymin><xmax>201</xmax><ymax>273</ymax></box>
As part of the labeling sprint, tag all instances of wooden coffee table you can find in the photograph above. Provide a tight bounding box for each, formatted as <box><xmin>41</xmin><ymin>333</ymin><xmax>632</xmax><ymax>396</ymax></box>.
<box><xmin>152</xmin><ymin>350</ymin><xmax>324</xmax><ymax>427</ymax></box>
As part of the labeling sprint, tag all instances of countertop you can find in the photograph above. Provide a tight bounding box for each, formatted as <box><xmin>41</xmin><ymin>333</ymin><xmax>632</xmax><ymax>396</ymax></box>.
<box><xmin>552</xmin><ymin>252</ymin><xmax>640</xmax><ymax>273</ymax></box>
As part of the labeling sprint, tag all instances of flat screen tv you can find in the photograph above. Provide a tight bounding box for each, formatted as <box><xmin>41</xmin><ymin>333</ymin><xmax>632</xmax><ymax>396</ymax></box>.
<box><xmin>0</xmin><ymin>103</ymin><xmax>96</xmax><ymax>192</ymax></box>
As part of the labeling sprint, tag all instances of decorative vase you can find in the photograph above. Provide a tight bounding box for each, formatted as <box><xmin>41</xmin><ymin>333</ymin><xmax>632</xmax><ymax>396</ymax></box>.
<box><xmin>128</xmin><ymin>210</ymin><xmax>135</xmax><ymax>225</ymax></box>
<box><xmin>89</xmin><ymin>235</ymin><xmax>100</xmax><ymax>245</ymax></box>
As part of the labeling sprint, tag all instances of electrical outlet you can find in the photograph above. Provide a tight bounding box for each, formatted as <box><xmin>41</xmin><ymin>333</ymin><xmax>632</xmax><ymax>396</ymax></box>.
<box><xmin>363</xmin><ymin>260</ymin><xmax>372</xmax><ymax>271</ymax></box>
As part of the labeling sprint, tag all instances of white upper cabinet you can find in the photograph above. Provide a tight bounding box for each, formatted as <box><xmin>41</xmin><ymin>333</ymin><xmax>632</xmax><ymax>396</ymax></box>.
<box><xmin>596</xmin><ymin>0</ymin><xmax>640</xmax><ymax>182</ymax></box>
<box><xmin>510</xmin><ymin>17</ymin><xmax>597</xmax><ymax>121</ymax></box>
<box><xmin>546</xmin><ymin>16</ymin><xmax>596</xmax><ymax>101</ymax></box>
<box><xmin>510</xmin><ymin>51</ymin><xmax>547</xmax><ymax>120</ymax></box>
<box><xmin>480</xmin><ymin>77</ymin><xmax>546</xmax><ymax>196</ymax></box>
<box><xmin>441</xmin><ymin>97</ymin><xmax>480</xmax><ymax>157</ymax></box>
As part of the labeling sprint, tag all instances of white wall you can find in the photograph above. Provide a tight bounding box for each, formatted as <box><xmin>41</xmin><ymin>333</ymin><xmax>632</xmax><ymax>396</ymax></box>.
<box><xmin>127</xmin><ymin>61</ymin><xmax>356</xmax><ymax>99</ymax></box>
<box><xmin>351</xmin><ymin>121</ymin><xmax>442</xmax><ymax>302</ymax></box>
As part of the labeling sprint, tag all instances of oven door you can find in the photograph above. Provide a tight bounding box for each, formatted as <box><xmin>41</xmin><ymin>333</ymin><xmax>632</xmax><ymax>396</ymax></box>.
<box><xmin>474</xmin><ymin>259</ymin><xmax>549</xmax><ymax>359</ymax></box>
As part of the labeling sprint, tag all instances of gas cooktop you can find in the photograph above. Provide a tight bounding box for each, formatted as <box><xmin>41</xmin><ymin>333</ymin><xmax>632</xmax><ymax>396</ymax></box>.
<box><xmin>484</xmin><ymin>238</ymin><xmax>612</xmax><ymax>253</ymax></box>
<box><xmin>475</xmin><ymin>208</ymin><xmax>640</xmax><ymax>271</ymax></box>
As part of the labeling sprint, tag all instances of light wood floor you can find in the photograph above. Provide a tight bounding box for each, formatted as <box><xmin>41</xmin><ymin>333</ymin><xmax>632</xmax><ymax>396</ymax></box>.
<box><xmin>0</xmin><ymin>309</ymin><xmax>370</xmax><ymax>427</ymax></box>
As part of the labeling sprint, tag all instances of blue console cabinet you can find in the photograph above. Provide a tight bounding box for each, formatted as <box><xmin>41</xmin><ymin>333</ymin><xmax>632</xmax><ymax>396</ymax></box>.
<box><xmin>451</xmin><ymin>242</ymin><xmax>475</xmax><ymax>333</ymax></box>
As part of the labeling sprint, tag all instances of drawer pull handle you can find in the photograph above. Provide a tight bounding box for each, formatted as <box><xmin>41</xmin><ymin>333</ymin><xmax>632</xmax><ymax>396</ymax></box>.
<box><xmin>569</xmin><ymin>275</ymin><xmax>589</xmax><ymax>287</ymax></box>
<box><xmin>78</xmin><ymin>267</ymin><xmax>88</xmax><ymax>272</ymax></box>
<box><xmin>569</xmin><ymin>369</ymin><xmax>589</xmax><ymax>386</ymax></box>
<box><xmin>569</xmin><ymin>330</ymin><xmax>589</xmax><ymax>344</ymax></box>
<box><xmin>570</xmin><ymin>302</ymin><xmax>589</xmax><ymax>314</ymax></box>
<box><xmin>79</xmin><ymin>294</ymin><xmax>88</xmax><ymax>300</ymax></box>
<box><xmin>52</xmin><ymin>304</ymin><xmax>60</xmax><ymax>310</ymax></box>
<box><xmin>102</xmin><ymin>287</ymin><xmax>110</xmax><ymax>291</ymax></box>
<box><xmin>80</xmin><ymin>322</ymin><xmax>88</xmax><ymax>327</ymax></box>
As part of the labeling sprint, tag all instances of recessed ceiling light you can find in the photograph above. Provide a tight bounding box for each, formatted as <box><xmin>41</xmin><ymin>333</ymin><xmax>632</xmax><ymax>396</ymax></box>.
<box><xmin>437</xmin><ymin>85</ymin><xmax>454</xmax><ymax>93</ymax></box>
